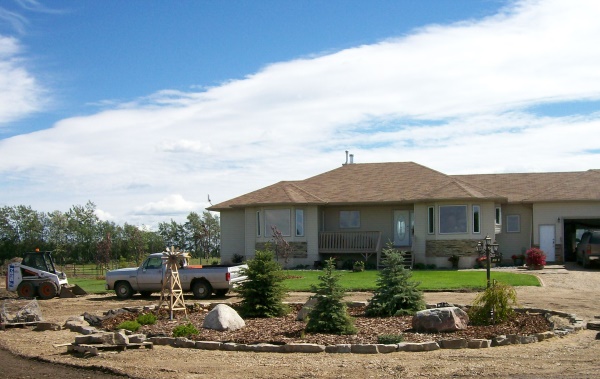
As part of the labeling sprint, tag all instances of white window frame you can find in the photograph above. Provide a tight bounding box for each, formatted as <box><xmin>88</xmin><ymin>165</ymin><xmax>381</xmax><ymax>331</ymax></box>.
<box><xmin>472</xmin><ymin>205</ymin><xmax>481</xmax><ymax>234</ymax></box>
<box><xmin>427</xmin><ymin>206</ymin><xmax>435</xmax><ymax>234</ymax></box>
<box><xmin>506</xmin><ymin>214</ymin><xmax>520</xmax><ymax>233</ymax></box>
<box><xmin>439</xmin><ymin>205</ymin><xmax>468</xmax><ymax>234</ymax></box>
<box><xmin>265</xmin><ymin>209</ymin><xmax>291</xmax><ymax>237</ymax></box>
<box><xmin>256</xmin><ymin>211</ymin><xmax>261</xmax><ymax>237</ymax></box>
<box><xmin>495</xmin><ymin>207</ymin><xmax>502</xmax><ymax>226</ymax></box>
<box><xmin>339</xmin><ymin>211</ymin><xmax>360</xmax><ymax>229</ymax></box>
<box><xmin>295</xmin><ymin>209</ymin><xmax>304</xmax><ymax>237</ymax></box>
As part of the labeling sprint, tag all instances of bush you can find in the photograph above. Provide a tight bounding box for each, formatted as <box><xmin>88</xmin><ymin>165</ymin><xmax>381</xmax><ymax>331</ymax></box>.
<box><xmin>232</xmin><ymin>254</ymin><xmax>245</xmax><ymax>264</ymax></box>
<box><xmin>136</xmin><ymin>313</ymin><xmax>157</xmax><ymax>325</ymax></box>
<box><xmin>305</xmin><ymin>258</ymin><xmax>357</xmax><ymax>335</ymax></box>
<box><xmin>377</xmin><ymin>334</ymin><xmax>404</xmax><ymax>344</ymax></box>
<box><xmin>172</xmin><ymin>323</ymin><xmax>199</xmax><ymax>338</ymax></box>
<box><xmin>525</xmin><ymin>248</ymin><xmax>546</xmax><ymax>267</ymax></box>
<box><xmin>468</xmin><ymin>282</ymin><xmax>518</xmax><ymax>325</ymax></box>
<box><xmin>236</xmin><ymin>249</ymin><xmax>289</xmax><ymax>318</ymax></box>
<box><xmin>116</xmin><ymin>320</ymin><xmax>141</xmax><ymax>332</ymax></box>
<box><xmin>365</xmin><ymin>246</ymin><xmax>426</xmax><ymax>317</ymax></box>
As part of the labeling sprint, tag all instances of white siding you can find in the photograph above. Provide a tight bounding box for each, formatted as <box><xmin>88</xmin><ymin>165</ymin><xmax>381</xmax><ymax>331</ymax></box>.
<box><xmin>219</xmin><ymin>210</ymin><xmax>245</xmax><ymax>264</ymax></box>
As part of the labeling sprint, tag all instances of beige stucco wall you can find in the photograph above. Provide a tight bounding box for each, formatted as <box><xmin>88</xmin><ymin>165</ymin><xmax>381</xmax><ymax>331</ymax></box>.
<box><xmin>219</xmin><ymin>209</ymin><xmax>245</xmax><ymax>264</ymax></box>
<box><xmin>533</xmin><ymin>202</ymin><xmax>600</xmax><ymax>260</ymax></box>
<box><xmin>495</xmin><ymin>204</ymin><xmax>533</xmax><ymax>260</ymax></box>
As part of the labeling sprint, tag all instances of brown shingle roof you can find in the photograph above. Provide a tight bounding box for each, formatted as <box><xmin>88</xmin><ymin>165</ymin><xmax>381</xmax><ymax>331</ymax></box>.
<box><xmin>209</xmin><ymin>162</ymin><xmax>505</xmax><ymax>210</ymax></box>
<box><xmin>453</xmin><ymin>170</ymin><xmax>600</xmax><ymax>202</ymax></box>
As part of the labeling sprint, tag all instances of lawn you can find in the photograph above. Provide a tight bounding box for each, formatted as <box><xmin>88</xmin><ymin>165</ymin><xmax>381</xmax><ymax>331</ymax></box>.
<box><xmin>282</xmin><ymin>269</ymin><xmax>540</xmax><ymax>292</ymax></box>
<box><xmin>70</xmin><ymin>269</ymin><xmax>540</xmax><ymax>294</ymax></box>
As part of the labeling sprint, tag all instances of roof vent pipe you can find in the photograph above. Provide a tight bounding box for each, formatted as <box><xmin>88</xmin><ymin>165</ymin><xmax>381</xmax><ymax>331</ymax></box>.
<box><xmin>344</xmin><ymin>150</ymin><xmax>349</xmax><ymax>165</ymax></box>
<box><xmin>349</xmin><ymin>154</ymin><xmax>354</xmax><ymax>164</ymax></box>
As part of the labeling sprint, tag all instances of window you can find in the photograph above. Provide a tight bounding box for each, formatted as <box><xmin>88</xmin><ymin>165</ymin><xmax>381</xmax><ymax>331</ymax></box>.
<box><xmin>439</xmin><ymin>205</ymin><xmax>467</xmax><ymax>234</ymax></box>
<box><xmin>265</xmin><ymin>209</ymin><xmax>291</xmax><ymax>236</ymax></box>
<box><xmin>256</xmin><ymin>211</ymin><xmax>261</xmax><ymax>236</ymax></box>
<box><xmin>145</xmin><ymin>257</ymin><xmax>163</xmax><ymax>269</ymax></box>
<box><xmin>295</xmin><ymin>209</ymin><xmax>304</xmax><ymax>237</ymax></box>
<box><xmin>472</xmin><ymin>205</ymin><xmax>481</xmax><ymax>234</ymax></box>
<box><xmin>506</xmin><ymin>215</ymin><xmax>520</xmax><ymax>233</ymax></box>
<box><xmin>428</xmin><ymin>206</ymin><xmax>435</xmax><ymax>234</ymax></box>
<box><xmin>495</xmin><ymin>207</ymin><xmax>502</xmax><ymax>225</ymax></box>
<box><xmin>339</xmin><ymin>211</ymin><xmax>360</xmax><ymax>228</ymax></box>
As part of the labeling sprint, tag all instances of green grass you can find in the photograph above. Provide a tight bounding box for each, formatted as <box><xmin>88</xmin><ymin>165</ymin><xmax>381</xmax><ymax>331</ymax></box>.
<box><xmin>283</xmin><ymin>269</ymin><xmax>540</xmax><ymax>292</ymax></box>
<box><xmin>68</xmin><ymin>278</ymin><xmax>109</xmax><ymax>294</ymax></box>
<box><xmin>67</xmin><ymin>269</ymin><xmax>540</xmax><ymax>294</ymax></box>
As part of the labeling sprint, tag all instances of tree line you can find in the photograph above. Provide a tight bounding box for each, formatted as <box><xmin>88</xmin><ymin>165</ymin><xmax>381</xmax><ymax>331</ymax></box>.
<box><xmin>0</xmin><ymin>201</ymin><xmax>220</xmax><ymax>266</ymax></box>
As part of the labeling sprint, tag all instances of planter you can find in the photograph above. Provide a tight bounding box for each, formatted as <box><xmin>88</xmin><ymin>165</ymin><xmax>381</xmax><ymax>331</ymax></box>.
<box><xmin>527</xmin><ymin>264</ymin><xmax>544</xmax><ymax>270</ymax></box>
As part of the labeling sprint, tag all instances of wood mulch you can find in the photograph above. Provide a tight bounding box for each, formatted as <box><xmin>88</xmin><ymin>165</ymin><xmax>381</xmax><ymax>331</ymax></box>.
<box><xmin>101</xmin><ymin>303</ymin><xmax>552</xmax><ymax>346</ymax></box>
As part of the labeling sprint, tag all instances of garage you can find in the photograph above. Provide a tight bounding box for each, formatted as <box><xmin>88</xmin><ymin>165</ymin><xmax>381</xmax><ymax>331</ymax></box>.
<box><xmin>562</xmin><ymin>218</ymin><xmax>600</xmax><ymax>262</ymax></box>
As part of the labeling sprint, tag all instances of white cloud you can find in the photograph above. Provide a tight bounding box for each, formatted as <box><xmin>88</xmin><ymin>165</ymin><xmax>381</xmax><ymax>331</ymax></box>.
<box><xmin>133</xmin><ymin>194</ymin><xmax>205</xmax><ymax>216</ymax></box>
<box><xmin>1</xmin><ymin>0</ymin><xmax>600</xmax><ymax>226</ymax></box>
<box><xmin>0</xmin><ymin>36</ymin><xmax>46</xmax><ymax>126</ymax></box>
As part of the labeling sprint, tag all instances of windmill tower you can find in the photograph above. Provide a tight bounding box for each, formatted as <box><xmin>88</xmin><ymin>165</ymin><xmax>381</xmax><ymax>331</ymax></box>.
<box><xmin>157</xmin><ymin>247</ymin><xmax>188</xmax><ymax>320</ymax></box>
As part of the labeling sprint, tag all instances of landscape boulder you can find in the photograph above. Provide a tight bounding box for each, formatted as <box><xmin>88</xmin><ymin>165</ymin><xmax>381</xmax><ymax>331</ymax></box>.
<box><xmin>296</xmin><ymin>298</ymin><xmax>318</xmax><ymax>321</ymax></box>
<box><xmin>412</xmin><ymin>307</ymin><xmax>469</xmax><ymax>333</ymax></box>
<box><xmin>202</xmin><ymin>304</ymin><xmax>245</xmax><ymax>331</ymax></box>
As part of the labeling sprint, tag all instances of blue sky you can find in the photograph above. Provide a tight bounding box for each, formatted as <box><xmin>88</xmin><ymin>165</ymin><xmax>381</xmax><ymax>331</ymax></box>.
<box><xmin>1</xmin><ymin>0</ymin><xmax>599</xmax><ymax>227</ymax></box>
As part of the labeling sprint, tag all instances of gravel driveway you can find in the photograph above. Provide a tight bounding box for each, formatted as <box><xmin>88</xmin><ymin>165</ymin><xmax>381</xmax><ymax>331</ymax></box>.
<box><xmin>1</xmin><ymin>264</ymin><xmax>599</xmax><ymax>379</ymax></box>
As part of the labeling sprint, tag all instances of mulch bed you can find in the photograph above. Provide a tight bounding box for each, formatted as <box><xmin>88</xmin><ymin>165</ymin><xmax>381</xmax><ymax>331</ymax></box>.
<box><xmin>101</xmin><ymin>304</ymin><xmax>552</xmax><ymax>346</ymax></box>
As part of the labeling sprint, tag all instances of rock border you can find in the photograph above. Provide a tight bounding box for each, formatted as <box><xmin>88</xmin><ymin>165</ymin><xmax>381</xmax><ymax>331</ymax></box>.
<box><xmin>64</xmin><ymin>302</ymin><xmax>586</xmax><ymax>355</ymax></box>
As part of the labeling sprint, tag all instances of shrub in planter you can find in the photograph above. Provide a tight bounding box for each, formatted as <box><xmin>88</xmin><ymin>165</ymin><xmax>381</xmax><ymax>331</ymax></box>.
<box><xmin>525</xmin><ymin>248</ymin><xmax>546</xmax><ymax>268</ymax></box>
<box><xmin>172</xmin><ymin>323</ymin><xmax>198</xmax><ymax>338</ymax></box>
<box><xmin>352</xmin><ymin>260</ymin><xmax>365</xmax><ymax>272</ymax></box>
<box><xmin>305</xmin><ymin>258</ymin><xmax>357</xmax><ymax>335</ymax></box>
<box><xmin>237</xmin><ymin>249</ymin><xmax>289</xmax><ymax>318</ymax></box>
<box><xmin>468</xmin><ymin>282</ymin><xmax>518</xmax><ymax>325</ymax></box>
<box><xmin>116</xmin><ymin>320</ymin><xmax>141</xmax><ymax>332</ymax></box>
<box><xmin>365</xmin><ymin>246</ymin><xmax>425</xmax><ymax>317</ymax></box>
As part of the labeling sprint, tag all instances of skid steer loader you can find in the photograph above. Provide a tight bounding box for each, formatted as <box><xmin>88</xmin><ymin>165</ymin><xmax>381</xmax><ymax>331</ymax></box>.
<box><xmin>6</xmin><ymin>250</ymin><xmax>87</xmax><ymax>300</ymax></box>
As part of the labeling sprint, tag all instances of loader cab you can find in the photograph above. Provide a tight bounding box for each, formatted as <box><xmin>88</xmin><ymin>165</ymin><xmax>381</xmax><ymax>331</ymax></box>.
<box><xmin>22</xmin><ymin>251</ymin><xmax>57</xmax><ymax>274</ymax></box>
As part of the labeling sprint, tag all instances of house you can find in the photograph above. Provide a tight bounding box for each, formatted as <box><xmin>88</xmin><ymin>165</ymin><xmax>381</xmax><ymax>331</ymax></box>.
<box><xmin>208</xmin><ymin>161</ymin><xmax>600</xmax><ymax>268</ymax></box>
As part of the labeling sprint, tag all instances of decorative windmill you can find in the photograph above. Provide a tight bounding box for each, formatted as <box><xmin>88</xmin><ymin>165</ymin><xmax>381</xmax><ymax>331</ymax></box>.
<box><xmin>156</xmin><ymin>247</ymin><xmax>188</xmax><ymax>320</ymax></box>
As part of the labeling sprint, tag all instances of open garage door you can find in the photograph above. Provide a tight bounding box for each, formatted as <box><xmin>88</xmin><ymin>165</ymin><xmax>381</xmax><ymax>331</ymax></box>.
<box><xmin>563</xmin><ymin>218</ymin><xmax>600</xmax><ymax>262</ymax></box>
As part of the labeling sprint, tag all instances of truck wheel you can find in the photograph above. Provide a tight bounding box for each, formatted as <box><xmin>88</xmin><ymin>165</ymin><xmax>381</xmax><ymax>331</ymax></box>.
<box><xmin>16</xmin><ymin>281</ymin><xmax>36</xmax><ymax>298</ymax></box>
<box><xmin>192</xmin><ymin>281</ymin><xmax>212</xmax><ymax>299</ymax></box>
<box><xmin>215</xmin><ymin>289</ymin><xmax>229</xmax><ymax>297</ymax></box>
<box><xmin>115</xmin><ymin>282</ymin><xmax>134</xmax><ymax>299</ymax></box>
<box><xmin>38</xmin><ymin>281</ymin><xmax>58</xmax><ymax>300</ymax></box>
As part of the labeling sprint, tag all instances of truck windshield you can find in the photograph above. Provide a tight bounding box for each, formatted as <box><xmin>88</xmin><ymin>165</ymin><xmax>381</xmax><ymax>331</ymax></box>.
<box><xmin>144</xmin><ymin>257</ymin><xmax>163</xmax><ymax>269</ymax></box>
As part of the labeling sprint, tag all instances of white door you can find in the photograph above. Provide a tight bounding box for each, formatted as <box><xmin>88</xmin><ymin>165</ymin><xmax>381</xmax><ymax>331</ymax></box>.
<box><xmin>393</xmin><ymin>210</ymin><xmax>411</xmax><ymax>247</ymax></box>
<box><xmin>539</xmin><ymin>225</ymin><xmax>556</xmax><ymax>262</ymax></box>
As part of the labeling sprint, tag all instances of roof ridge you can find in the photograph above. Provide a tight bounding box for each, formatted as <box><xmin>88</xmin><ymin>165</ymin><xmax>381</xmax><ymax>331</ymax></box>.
<box><xmin>283</xmin><ymin>182</ymin><xmax>327</xmax><ymax>203</ymax></box>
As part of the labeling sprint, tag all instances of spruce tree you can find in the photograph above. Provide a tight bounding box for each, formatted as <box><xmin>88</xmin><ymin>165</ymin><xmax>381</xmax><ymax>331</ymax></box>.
<box><xmin>365</xmin><ymin>246</ymin><xmax>426</xmax><ymax>317</ymax></box>
<box><xmin>305</xmin><ymin>258</ymin><xmax>357</xmax><ymax>335</ymax></box>
<box><xmin>236</xmin><ymin>249</ymin><xmax>289</xmax><ymax>318</ymax></box>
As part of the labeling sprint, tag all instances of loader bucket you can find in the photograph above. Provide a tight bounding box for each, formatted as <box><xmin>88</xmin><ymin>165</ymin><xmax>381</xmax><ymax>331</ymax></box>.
<box><xmin>59</xmin><ymin>284</ymin><xmax>87</xmax><ymax>298</ymax></box>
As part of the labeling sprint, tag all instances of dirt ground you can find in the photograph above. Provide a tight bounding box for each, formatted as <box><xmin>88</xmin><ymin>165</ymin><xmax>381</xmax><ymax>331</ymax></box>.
<box><xmin>1</xmin><ymin>264</ymin><xmax>599</xmax><ymax>379</ymax></box>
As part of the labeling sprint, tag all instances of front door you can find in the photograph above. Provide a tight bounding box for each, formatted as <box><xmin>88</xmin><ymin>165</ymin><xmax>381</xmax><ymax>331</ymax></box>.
<box><xmin>393</xmin><ymin>210</ymin><xmax>411</xmax><ymax>247</ymax></box>
<box><xmin>540</xmin><ymin>225</ymin><xmax>556</xmax><ymax>262</ymax></box>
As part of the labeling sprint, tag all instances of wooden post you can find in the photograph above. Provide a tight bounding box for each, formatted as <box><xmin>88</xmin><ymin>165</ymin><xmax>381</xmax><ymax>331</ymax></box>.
<box><xmin>156</xmin><ymin>248</ymin><xmax>188</xmax><ymax>320</ymax></box>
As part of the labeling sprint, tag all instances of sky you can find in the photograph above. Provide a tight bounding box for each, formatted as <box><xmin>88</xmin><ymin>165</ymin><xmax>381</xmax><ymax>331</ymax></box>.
<box><xmin>1</xmin><ymin>0</ymin><xmax>600</xmax><ymax>228</ymax></box>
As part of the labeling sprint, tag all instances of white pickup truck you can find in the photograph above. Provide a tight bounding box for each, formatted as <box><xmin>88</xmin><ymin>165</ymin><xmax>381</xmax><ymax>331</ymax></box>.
<box><xmin>105</xmin><ymin>253</ymin><xmax>247</xmax><ymax>299</ymax></box>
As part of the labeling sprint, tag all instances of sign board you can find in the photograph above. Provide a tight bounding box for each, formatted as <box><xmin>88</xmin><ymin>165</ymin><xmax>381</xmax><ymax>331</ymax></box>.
<box><xmin>491</xmin><ymin>256</ymin><xmax>502</xmax><ymax>264</ymax></box>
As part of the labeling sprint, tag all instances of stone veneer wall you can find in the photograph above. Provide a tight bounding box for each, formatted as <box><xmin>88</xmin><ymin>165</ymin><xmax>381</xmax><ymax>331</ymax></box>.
<box><xmin>255</xmin><ymin>242</ymin><xmax>308</xmax><ymax>258</ymax></box>
<box><xmin>425</xmin><ymin>240</ymin><xmax>479</xmax><ymax>258</ymax></box>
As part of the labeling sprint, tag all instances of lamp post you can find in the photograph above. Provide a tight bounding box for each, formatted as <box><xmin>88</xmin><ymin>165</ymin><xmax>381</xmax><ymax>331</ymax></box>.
<box><xmin>476</xmin><ymin>235</ymin><xmax>499</xmax><ymax>288</ymax></box>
